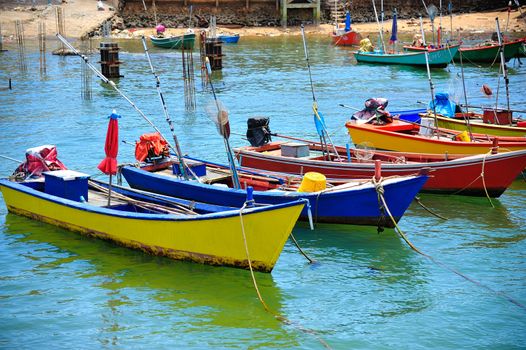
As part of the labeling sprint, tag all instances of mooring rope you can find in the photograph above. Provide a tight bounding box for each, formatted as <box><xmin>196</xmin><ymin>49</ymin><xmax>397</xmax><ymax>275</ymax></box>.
<box><xmin>373</xmin><ymin>179</ymin><xmax>526</xmax><ymax>311</ymax></box>
<box><xmin>451</xmin><ymin>151</ymin><xmax>494</xmax><ymax>207</ymax></box>
<box><xmin>238</xmin><ymin>203</ymin><xmax>331</xmax><ymax>349</ymax></box>
<box><xmin>414</xmin><ymin>196</ymin><xmax>448</xmax><ymax>220</ymax></box>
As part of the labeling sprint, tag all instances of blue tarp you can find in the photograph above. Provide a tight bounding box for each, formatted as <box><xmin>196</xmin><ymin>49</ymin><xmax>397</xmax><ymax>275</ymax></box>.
<box><xmin>428</xmin><ymin>92</ymin><xmax>457</xmax><ymax>117</ymax></box>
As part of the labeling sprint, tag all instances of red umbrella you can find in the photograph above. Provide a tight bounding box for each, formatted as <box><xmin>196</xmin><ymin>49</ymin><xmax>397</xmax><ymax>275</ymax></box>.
<box><xmin>98</xmin><ymin>111</ymin><xmax>121</xmax><ymax>205</ymax></box>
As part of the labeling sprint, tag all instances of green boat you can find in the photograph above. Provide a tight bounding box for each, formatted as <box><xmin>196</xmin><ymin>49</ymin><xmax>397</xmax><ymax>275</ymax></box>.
<box><xmin>354</xmin><ymin>45</ymin><xmax>458</xmax><ymax>68</ymax></box>
<box><xmin>452</xmin><ymin>37</ymin><xmax>525</xmax><ymax>63</ymax></box>
<box><xmin>149</xmin><ymin>33</ymin><xmax>196</xmax><ymax>50</ymax></box>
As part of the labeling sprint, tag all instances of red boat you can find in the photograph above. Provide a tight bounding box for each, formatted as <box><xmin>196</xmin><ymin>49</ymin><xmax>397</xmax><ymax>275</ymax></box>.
<box><xmin>234</xmin><ymin>140</ymin><xmax>526</xmax><ymax>197</ymax></box>
<box><xmin>332</xmin><ymin>29</ymin><xmax>362</xmax><ymax>46</ymax></box>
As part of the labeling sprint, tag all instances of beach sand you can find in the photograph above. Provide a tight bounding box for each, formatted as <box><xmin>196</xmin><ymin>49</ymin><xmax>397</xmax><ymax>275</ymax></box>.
<box><xmin>0</xmin><ymin>0</ymin><xmax>524</xmax><ymax>39</ymax></box>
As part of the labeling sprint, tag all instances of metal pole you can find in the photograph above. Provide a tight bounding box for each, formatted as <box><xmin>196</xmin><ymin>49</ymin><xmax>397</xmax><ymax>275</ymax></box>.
<box><xmin>420</xmin><ymin>17</ymin><xmax>439</xmax><ymax>136</ymax></box>
<box><xmin>141</xmin><ymin>36</ymin><xmax>190</xmax><ymax>180</ymax></box>
<box><xmin>372</xmin><ymin>0</ymin><xmax>386</xmax><ymax>53</ymax></box>
<box><xmin>495</xmin><ymin>18</ymin><xmax>511</xmax><ymax>124</ymax></box>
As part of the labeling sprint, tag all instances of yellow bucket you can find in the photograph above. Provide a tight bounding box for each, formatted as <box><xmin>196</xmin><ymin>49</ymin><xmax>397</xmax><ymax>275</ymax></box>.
<box><xmin>297</xmin><ymin>172</ymin><xmax>327</xmax><ymax>193</ymax></box>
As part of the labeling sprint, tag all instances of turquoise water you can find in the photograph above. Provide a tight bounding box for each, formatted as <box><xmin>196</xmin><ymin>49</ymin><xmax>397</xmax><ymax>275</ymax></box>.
<box><xmin>0</xmin><ymin>35</ymin><xmax>525</xmax><ymax>349</ymax></box>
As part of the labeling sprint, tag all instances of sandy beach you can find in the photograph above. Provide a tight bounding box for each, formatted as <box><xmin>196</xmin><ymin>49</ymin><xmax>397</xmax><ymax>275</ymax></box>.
<box><xmin>0</xmin><ymin>0</ymin><xmax>525</xmax><ymax>40</ymax></box>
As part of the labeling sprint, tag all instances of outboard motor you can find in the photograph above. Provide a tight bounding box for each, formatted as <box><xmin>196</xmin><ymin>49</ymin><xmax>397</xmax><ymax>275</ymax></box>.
<box><xmin>246</xmin><ymin>117</ymin><xmax>272</xmax><ymax>147</ymax></box>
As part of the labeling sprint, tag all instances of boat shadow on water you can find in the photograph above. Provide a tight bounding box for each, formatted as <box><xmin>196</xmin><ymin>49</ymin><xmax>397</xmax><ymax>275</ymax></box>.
<box><xmin>0</xmin><ymin>213</ymin><xmax>299</xmax><ymax>338</ymax></box>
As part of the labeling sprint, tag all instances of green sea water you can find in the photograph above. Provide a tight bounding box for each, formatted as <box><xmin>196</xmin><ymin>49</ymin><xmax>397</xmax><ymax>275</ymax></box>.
<box><xmin>0</xmin><ymin>34</ymin><xmax>525</xmax><ymax>349</ymax></box>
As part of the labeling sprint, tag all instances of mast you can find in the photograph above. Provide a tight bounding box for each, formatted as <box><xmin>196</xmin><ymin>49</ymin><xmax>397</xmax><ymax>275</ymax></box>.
<box><xmin>495</xmin><ymin>17</ymin><xmax>511</xmax><ymax>124</ymax></box>
<box><xmin>420</xmin><ymin>16</ymin><xmax>439</xmax><ymax>136</ymax></box>
<box><xmin>372</xmin><ymin>0</ymin><xmax>386</xmax><ymax>53</ymax></box>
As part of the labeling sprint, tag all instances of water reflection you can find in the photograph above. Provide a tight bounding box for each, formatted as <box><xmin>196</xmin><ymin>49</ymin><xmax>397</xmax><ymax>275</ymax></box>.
<box><xmin>1</xmin><ymin>213</ymin><xmax>299</xmax><ymax>347</ymax></box>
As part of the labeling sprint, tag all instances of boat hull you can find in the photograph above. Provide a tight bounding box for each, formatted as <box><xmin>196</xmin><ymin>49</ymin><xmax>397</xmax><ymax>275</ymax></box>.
<box><xmin>354</xmin><ymin>46</ymin><xmax>458</xmax><ymax>67</ymax></box>
<box><xmin>149</xmin><ymin>33</ymin><xmax>196</xmax><ymax>49</ymax></box>
<box><xmin>121</xmin><ymin>166</ymin><xmax>427</xmax><ymax>227</ymax></box>
<box><xmin>0</xmin><ymin>179</ymin><xmax>303</xmax><ymax>272</ymax></box>
<box><xmin>346</xmin><ymin>121</ymin><xmax>526</xmax><ymax>154</ymax></box>
<box><xmin>332</xmin><ymin>31</ymin><xmax>362</xmax><ymax>46</ymax></box>
<box><xmin>435</xmin><ymin>114</ymin><xmax>526</xmax><ymax>137</ymax></box>
<box><xmin>453</xmin><ymin>38</ymin><xmax>525</xmax><ymax>62</ymax></box>
<box><xmin>235</xmin><ymin>142</ymin><xmax>526</xmax><ymax>197</ymax></box>
<box><xmin>218</xmin><ymin>34</ymin><xmax>240</xmax><ymax>43</ymax></box>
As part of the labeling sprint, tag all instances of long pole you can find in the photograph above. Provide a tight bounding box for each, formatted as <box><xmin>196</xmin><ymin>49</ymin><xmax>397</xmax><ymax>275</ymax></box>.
<box><xmin>458</xmin><ymin>51</ymin><xmax>474</xmax><ymax>139</ymax></box>
<box><xmin>141</xmin><ymin>36</ymin><xmax>190</xmax><ymax>180</ymax></box>
<box><xmin>56</xmin><ymin>34</ymin><xmax>179</xmax><ymax>161</ymax></box>
<box><xmin>372</xmin><ymin>0</ymin><xmax>386</xmax><ymax>53</ymax></box>
<box><xmin>420</xmin><ymin>17</ymin><xmax>439</xmax><ymax>136</ymax></box>
<box><xmin>300</xmin><ymin>25</ymin><xmax>342</xmax><ymax>161</ymax></box>
<box><xmin>204</xmin><ymin>58</ymin><xmax>241</xmax><ymax>189</ymax></box>
<box><xmin>495</xmin><ymin>18</ymin><xmax>511</xmax><ymax>124</ymax></box>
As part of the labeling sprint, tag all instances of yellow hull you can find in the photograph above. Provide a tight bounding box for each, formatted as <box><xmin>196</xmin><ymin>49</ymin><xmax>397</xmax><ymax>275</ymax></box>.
<box><xmin>436</xmin><ymin>115</ymin><xmax>526</xmax><ymax>138</ymax></box>
<box><xmin>0</xmin><ymin>184</ymin><xmax>303</xmax><ymax>272</ymax></box>
<box><xmin>347</xmin><ymin>122</ymin><xmax>526</xmax><ymax>155</ymax></box>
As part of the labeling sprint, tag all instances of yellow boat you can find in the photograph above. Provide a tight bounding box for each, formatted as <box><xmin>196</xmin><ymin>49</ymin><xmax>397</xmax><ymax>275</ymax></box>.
<box><xmin>0</xmin><ymin>171</ymin><xmax>305</xmax><ymax>272</ymax></box>
<box><xmin>346</xmin><ymin>119</ymin><xmax>526</xmax><ymax>155</ymax></box>
<box><xmin>434</xmin><ymin>113</ymin><xmax>526</xmax><ymax>138</ymax></box>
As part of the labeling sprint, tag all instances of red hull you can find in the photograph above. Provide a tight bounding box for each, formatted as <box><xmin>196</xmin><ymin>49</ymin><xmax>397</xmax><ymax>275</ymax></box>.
<box><xmin>332</xmin><ymin>31</ymin><xmax>362</xmax><ymax>46</ymax></box>
<box><xmin>236</xmin><ymin>142</ymin><xmax>526</xmax><ymax>197</ymax></box>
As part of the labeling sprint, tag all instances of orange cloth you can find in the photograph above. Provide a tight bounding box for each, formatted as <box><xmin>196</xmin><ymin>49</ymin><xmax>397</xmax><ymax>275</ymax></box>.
<box><xmin>135</xmin><ymin>133</ymin><xmax>169</xmax><ymax>162</ymax></box>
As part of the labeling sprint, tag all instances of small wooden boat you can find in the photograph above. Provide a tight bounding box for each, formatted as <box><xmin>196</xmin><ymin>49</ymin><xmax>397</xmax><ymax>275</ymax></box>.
<box><xmin>354</xmin><ymin>45</ymin><xmax>458</xmax><ymax>68</ymax></box>
<box><xmin>218</xmin><ymin>34</ymin><xmax>240</xmax><ymax>43</ymax></box>
<box><xmin>452</xmin><ymin>37</ymin><xmax>526</xmax><ymax>63</ymax></box>
<box><xmin>149</xmin><ymin>32</ymin><xmax>196</xmax><ymax>49</ymax></box>
<box><xmin>332</xmin><ymin>30</ymin><xmax>362</xmax><ymax>46</ymax></box>
<box><xmin>346</xmin><ymin>119</ymin><xmax>526</xmax><ymax>155</ymax></box>
<box><xmin>120</xmin><ymin>159</ymin><xmax>428</xmax><ymax>227</ymax></box>
<box><xmin>0</xmin><ymin>170</ymin><xmax>305</xmax><ymax>272</ymax></box>
<box><xmin>234</xmin><ymin>141</ymin><xmax>526</xmax><ymax>197</ymax></box>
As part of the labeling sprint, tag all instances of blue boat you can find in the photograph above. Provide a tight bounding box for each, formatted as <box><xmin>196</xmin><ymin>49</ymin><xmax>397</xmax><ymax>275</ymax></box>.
<box><xmin>120</xmin><ymin>159</ymin><xmax>428</xmax><ymax>227</ymax></box>
<box><xmin>218</xmin><ymin>34</ymin><xmax>240</xmax><ymax>44</ymax></box>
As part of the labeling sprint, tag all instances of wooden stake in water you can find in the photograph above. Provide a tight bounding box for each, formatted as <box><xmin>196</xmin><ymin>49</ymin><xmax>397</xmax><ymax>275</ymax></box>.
<box><xmin>182</xmin><ymin>44</ymin><xmax>196</xmax><ymax>111</ymax></box>
<box><xmin>55</xmin><ymin>7</ymin><xmax>66</xmax><ymax>53</ymax></box>
<box><xmin>15</xmin><ymin>20</ymin><xmax>27</xmax><ymax>72</ymax></box>
<box><xmin>80</xmin><ymin>38</ymin><xmax>92</xmax><ymax>100</ymax></box>
<box><xmin>199</xmin><ymin>30</ymin><xmax>208</xmax><ymax>89</ymax></box>
<box><xmin>38</xmin><ymin>21</ymin><xmax>46</xmax><ymax>76</ymax></box>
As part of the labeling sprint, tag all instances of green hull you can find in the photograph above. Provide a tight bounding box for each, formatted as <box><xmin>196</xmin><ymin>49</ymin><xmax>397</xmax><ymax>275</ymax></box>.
<box><xmin>354</xmin><ymin>46</ymin><xmax>457</xmax><ymax>68</ymax></box>
<box><xmin>150</xmin><ymin>33</ymin><xmax>196</xmax><ymax>49</ymax></box>
<box><xmin>453</xmin><ymin>39</ymin><xmax>525</xmax><ymax>62</ymax></box>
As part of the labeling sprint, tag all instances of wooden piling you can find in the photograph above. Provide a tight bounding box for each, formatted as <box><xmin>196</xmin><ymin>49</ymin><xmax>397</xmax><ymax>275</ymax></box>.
<box><xmin>100</xmin><ymin>42</ymin><xmax>122</xmax><ymax>79</ymax></box>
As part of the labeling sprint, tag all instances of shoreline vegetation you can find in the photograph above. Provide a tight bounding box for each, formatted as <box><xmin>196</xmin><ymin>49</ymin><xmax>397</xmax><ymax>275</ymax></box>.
<box><xmin>0</xmin><ymin>1</ymin><xmax>525</xmax><ymax>41</ymax></box>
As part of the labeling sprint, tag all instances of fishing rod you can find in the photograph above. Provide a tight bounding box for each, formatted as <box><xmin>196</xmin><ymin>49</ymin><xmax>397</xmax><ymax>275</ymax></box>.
<box><xmin>140</xmin><ymin>36</ymin><xmax>190</xmax><ymax>180</ymax></box>
<box><xmin>0</xmin><ymin>154</ymin><xmax>23</xmax><ymax>163</ymax></box>
<box><xmin>56</xmin><ymin>34</ymin><xmax>180</xmax><ymax>160</ymax></box>
<box><xmin>203</xmin><ymin>57</ymin><xmax>241</xmax><ymax>189</ymax></box>
<box><xmin>495</xmin><ymin>17</ymin><xmax>512</xmax><ymax>124</ymax></box>
<box><xmin>420</xmin><ymin>16</ymin><xmax>439</xmax><ymax>137</ymax></box>
<box><xmin>300</xmin><ymin>24</ymin><xmax>342</xmax><ymax>161</ymax></box>
<box><xmin>371</xmin><ymin>0</ymin><xmax>386</xmax><ymax>53</ymax></box>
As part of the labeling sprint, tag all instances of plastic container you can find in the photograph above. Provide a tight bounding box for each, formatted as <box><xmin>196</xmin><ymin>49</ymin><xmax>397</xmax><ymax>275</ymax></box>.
<box><xmin>297</xmin><ymin>172</ymin><xmax>327</xmax><ymax>193</ymax></box>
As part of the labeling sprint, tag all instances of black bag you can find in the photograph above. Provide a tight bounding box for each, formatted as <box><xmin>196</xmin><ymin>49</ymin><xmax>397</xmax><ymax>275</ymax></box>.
<box><xmin>246</xmin><ymin>117</ymin><xmax>272</xmax><ymax>147</ymax></box>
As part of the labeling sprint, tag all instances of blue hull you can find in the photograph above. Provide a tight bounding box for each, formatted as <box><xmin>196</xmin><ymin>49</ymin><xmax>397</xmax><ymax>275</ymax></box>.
<box><xmin>218</xmin><ymin>35</ymin><xmax>240</xmax><ymax>43</ymax></box>
<box><xmin>121</xmin><ymin>166</ymin><xmax>427</xmax><ymax>227</ymax></box>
